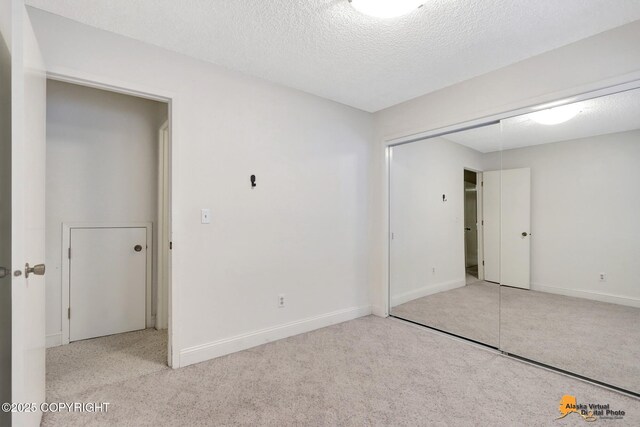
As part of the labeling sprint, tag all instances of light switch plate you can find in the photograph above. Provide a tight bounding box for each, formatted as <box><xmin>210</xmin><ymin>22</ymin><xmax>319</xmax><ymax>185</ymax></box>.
<box><xmin>201</xmin><ymin>208</ymin><xmax>211</xmax><ymax>224</ymax></box>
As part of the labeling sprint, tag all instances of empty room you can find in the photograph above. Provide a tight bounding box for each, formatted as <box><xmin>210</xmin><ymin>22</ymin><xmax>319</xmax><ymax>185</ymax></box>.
<box><xmin>1</xmin><ymin>1</ymin><xmax>640</xmax><ymax>426</ymax></box>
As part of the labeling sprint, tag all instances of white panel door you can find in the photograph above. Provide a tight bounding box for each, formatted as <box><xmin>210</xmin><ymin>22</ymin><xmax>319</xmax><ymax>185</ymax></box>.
<box><xmin>7</xmin><ymin>4</ymin><xmax>47</xmax><ymax>426</ymax></box>
<box><xmin>482</xmin><ymin>171</ymin><xmax>501</xmax><ymax>283</ymax></box>
<box><xmin>70</xmin><ymin>227</ymin><xmax>147</xmax><ymax>341</ymax></box>
<box><xmin>483</xmin><ymin>168</ymin><xmax>531</xmax><ymax>289</ymax></box>
<box><xmin>501</xmin><ymin>168</ymin><xmax>531</xmax><ymax>289</ymax></box>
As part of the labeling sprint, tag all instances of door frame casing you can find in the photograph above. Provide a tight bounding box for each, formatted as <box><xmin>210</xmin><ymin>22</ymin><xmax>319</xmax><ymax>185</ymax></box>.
<box><xmin>381</xmin><ymin>77</ymin><xmax>640</xmax><ymax>317</ymax></box>
<box><xmin>156</xmin><ymin>121</ymin><xmax>170</xmax><ymax>331</ymax></box>
<box><xmin>61</xmin><ymin>222</ymin><xmax>153</xmax><ymax>344</ymax></box>
<box><xmin>45</xmin><ymin>68</ymin><xmax>179</xmax><ymax>367</ymax></box>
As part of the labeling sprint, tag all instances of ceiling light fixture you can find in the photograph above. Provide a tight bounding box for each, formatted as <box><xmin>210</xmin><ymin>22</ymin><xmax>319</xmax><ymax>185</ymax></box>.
<box><xmin>530</xmin><ymin>104</ymin><xmax>581</xmax><ymax>125</ymax></box>
<box><xmin>349</xmin><ymin>0</ymin><xmax>425</xmax><ymax>19</ymax></box>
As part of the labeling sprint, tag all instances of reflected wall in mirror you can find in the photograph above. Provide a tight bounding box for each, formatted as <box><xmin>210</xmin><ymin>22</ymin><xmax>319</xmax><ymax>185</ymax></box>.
<box><xmin>497</xmin><ymin>88</ymin><xmax>640</xmax><ymax>394</ymax></box>
<box><xmin>389</xmin><ymin>126</ymin><xmax>502</xmax><ymax>347</ymax></box>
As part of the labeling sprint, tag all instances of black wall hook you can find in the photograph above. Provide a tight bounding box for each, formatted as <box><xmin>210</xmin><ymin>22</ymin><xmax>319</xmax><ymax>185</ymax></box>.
<box><xmin>250</xmin><ymin>175</ymin><xmax>256</xmax><ymax>188</ymax></box>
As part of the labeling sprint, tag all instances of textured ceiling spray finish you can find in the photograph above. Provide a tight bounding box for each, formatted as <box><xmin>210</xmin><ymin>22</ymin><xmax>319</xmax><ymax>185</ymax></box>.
<box><xmin>26</xmin><ymin>0</ymin><xmax>640</xmax><ymax>112</ymax></box>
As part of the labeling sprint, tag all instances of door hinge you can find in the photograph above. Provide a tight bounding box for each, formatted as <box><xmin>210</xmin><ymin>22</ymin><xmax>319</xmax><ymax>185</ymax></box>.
<box><xmin>482</xmin><ymin>260</ymin><xmax>485</xmax><ymax>266</ymax></box>
<box><xmin>68</xmin><ymin>248</ymin><xmax>71</xmax><ymax>259</ymax></box>
<box><xmin>169</xmin><ymin>241</ymin><xmax>173</xmax><ymax>250</ymax></box>
<box><xmin>67</xmin><ymin>307</ymin><xmax>71</xmax><ymax>319</ymax></box>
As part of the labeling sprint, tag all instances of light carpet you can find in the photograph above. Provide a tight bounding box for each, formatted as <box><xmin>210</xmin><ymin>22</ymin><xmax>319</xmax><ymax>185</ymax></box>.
<box><xmin>392</xmin><ymin>281</ymin><xmax>500</xmax><ymax>347</ymax></box>
<box><xmin>43</xmin><ymin>316</ymin><xmax>639</xmax><ymax>426</ymax></box>
<box><xmin>391</xmin><ymin>283</ymin><xmax>640</xmax><ymax>394</ymax></box>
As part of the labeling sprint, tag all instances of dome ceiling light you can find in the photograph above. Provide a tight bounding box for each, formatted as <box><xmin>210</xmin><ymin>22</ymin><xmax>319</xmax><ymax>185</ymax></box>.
<box><xmin>530</xmin><ymin>104</ymin><xmax>581</xmax><ymax>125</ymax></box>
<box><xmin>348</xmin><ymin>0</ymin><xmax>425</xmax><ymax>19</ymax></box>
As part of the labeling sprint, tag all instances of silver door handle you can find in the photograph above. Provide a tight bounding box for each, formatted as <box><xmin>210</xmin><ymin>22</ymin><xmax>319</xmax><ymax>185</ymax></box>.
<box><xmin>25</xmin><ymin>263</ymin><xmax>45</xmax><ymax>278</ymax></box>
<box><xmin>0</xmin><ymin>267</ymin><xmax>8</xmax><ymax>279</ymax></box>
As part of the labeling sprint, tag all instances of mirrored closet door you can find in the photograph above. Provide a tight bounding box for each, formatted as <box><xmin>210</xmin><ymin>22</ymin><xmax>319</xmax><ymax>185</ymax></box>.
<box><xmin>389</xmin><ymin>84</ymin><xmax>640</xmax><ymax>395</ymax></box>
<box><xmin>389</xmin><ymin>125</ymin><xmax>503</xmax><ymax>347</ymax></box>
<box><xmin>498</xmin><ymin>87</ymin><xmax>640</xmax><ymax>394</ymax></box>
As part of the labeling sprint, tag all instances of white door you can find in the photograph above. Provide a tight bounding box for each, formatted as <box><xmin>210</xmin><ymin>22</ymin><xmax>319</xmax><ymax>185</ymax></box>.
<box><xmin>483</xmin><ymin>171</ymin><xmax>501</xmax><ymax>283</ymax></box>
<box><xmin>500</xmin><ymin>168</ymin><xmax>531</xmax><ymax>289</ymax></box>
<box><xmin>4</xmin><ymin>3</ymin><xmax>47</xmax><ymax>426</ymax></box>
<box><xmin>483</xmin><ymin>168</ymin><xmax>531</xmax><ymax>289</ymax></box>
<box><xmin>69</xmin><ymin>227</ymin><xmax>147</xmax><ymax>341</ymax></box>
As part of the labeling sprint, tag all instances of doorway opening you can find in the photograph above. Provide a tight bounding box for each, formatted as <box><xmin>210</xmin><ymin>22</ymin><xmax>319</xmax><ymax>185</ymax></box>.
<box><xmin>44</xmin><ymin>79</ymin><xmax>172</xmax><ymax>399</ymax></box>
<box><xmin>464</xmin><ymin>169</ymin><xmax>482</xmax><ymax>285</ymax></box>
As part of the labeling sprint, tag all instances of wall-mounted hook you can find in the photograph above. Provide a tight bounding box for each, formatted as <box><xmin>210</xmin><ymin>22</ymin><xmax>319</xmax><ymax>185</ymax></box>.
<box><xmin>250</xmin><ymin>175</ymin><xmax>256</xmax><ymax>188</ymax></box>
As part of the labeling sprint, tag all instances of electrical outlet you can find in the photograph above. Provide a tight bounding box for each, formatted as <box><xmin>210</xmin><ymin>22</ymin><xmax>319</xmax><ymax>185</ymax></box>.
<box><xmin>599</xmin><ymin>272</ymin><xmax>607</xmax><ymax>282</ymax></box>
<box><xmin>278</xmin><ymin>294</ymin><xmax>285</xmax><ymax>308</ymax></box>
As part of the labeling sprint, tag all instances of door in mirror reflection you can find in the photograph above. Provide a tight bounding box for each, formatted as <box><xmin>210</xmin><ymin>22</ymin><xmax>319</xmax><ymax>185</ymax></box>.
<box><xmin>389</xmin><ymin>126</ymin><xmax>501</xmax><ymax>347</ymax></box>
<box><xmin>498</xmin><ymin>87</ymin><xmax>640</xmax><ymax>394</ymax></box>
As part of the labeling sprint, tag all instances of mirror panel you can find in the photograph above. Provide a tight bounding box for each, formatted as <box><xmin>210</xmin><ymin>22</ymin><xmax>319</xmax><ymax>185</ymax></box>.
<box><xmin>389</xmin><ymin>126</ymin><xmax>502</xmax><ymax>347</ymax></box>
<box><xmin>498</xmin><ymin>88</ymin><xmax>640</xmax><ymax>393</ymax></box>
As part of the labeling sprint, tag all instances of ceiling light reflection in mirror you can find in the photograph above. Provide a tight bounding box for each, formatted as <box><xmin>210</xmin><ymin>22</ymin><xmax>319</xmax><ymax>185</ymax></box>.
<box><xmin>440</xmin><ymin>89</ymin><xmax>640</xmax><ymax>153</ymax></box>
<box><xmin>348</xmin><ymin>0</ymin><xmax>425</xmax><ymax>19</ymax></box>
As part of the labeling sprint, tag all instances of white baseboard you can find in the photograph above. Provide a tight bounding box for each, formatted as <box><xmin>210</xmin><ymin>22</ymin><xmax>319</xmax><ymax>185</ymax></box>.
<box><xmin>391</xmin><ymin>279</ymin><xmax>465</xmax><ymax>307</ymax></box>
<box><xmin>46</xmin><ymin>333</ymin><xmax>62</xmax><ymax>348</ymax></box>
<box><xmin>532</xmin><ymin>283</ymin><xmax>640</xmax><ymax>308</ymax></box>
<box><xmin>179</xmin><ymin>305</ymin><xmax>372</xmax><ymax>367</ymax></box>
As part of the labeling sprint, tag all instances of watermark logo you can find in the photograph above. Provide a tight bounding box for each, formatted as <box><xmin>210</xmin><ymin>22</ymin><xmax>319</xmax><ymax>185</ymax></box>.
<box><xmin>557</xmin><ymin>395</ymin><xmax>625</xmax><ymax>422</ymax></box>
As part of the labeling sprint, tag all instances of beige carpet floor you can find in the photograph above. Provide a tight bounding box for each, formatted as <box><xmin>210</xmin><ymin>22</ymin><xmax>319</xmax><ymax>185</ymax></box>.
<box><xmin>46</xmin><ymin>328</ymin><xmax>168</xmax><ymax>401</ymax></box>
<box><xmin>501</xmin><ymin>286</ymin><xmax>640</xmax><ymax>394</ymax></box>
<box><xmin>391</xmin><ymin>283</ymin><xmax>640</xmax><ymax>394</ymax></box>
<box><xmin>43</xmin><ymin>316</ymin><xmax>639</xmax><ymax>426</ymax></box>
<box><xmin>392</xmin><ymin>281</ymin><xmax>500</xmax><ymax>347</ymax></box>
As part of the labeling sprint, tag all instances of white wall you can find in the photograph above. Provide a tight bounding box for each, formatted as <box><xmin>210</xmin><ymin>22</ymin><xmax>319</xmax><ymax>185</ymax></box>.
<box><xmin>371</xmin><ymin>20</ymin><xmax>640</xmax><ymax>315</ymax></box>
<box><xmin>389</xmin><ymin>138</ymin><xmax>483</xmax><ymax>306</ymax></box>
<box><xmin>45</xmin><ymin>80</ymin><xmax>167</xmax><ymax>346</ymax></box>
<box><xmin>28</xmin><ymin>8</ymin><xmax>373</xmax><ymax>366</ymax></box>
<box><xmin>484</xmin><ymin>130</ymin><xmax>640</xmax><ymax>306</ymax></box>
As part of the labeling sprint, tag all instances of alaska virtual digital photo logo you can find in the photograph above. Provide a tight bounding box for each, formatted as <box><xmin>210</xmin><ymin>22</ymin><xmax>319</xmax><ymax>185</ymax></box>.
<box><xmin>557</xmin><ymin>395</ymin><xmax>626</xmax><ymax>422</ymax></box>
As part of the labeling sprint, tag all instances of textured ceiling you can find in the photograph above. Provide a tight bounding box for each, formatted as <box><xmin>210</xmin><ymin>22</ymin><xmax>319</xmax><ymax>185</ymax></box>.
<box><xmin>443</xmin><ymin>88</ymin><xmax>640</xmax><ymax>152</ymax></box>
<box><xmin>25</xmin><ymin>0</ymin><xmax>640</xmax><ymax>112</ymax></box>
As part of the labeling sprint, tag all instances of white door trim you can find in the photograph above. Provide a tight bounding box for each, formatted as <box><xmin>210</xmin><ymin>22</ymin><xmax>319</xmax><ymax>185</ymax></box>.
<box><xmin>380</xmin><ymin>77</ymin><xmax>640</xmax><ymax>317</ymax></box>
<box><xmin>156</xmin><ymin>120</ymin><xmax>170</xmax><ymax>331</ymax></box>
<box><xmin>61</xmin><ymin>222</ymin><xmax>153</xmax><ymax>345</ymax></box>
<box><xmin>44</xmin><ymin>67</ymin><xmax>179</xmax><ymax>367</ymax></box>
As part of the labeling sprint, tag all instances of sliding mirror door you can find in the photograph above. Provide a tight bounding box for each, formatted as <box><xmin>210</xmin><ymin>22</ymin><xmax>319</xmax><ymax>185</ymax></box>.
<box><xmin>498</xmin><ymin>88</ymin><xmax>640</xmax><ymax>394</ymax></box>
<box><xmin>389</xmin><ymin>125</ymin><xmax>502</xmax><ymax>347</ymax></box>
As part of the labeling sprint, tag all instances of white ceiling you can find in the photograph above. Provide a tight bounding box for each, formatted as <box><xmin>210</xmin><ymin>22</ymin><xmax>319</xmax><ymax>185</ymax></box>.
<box><xmin>26</xmin><ymin>0</ymin><xmax>640</xmax><ymax>112</ymax></box>
<box><xmin>443</xmin><ymin>88</ymin><xmax>640</xmax><ymax>152</ymax></box>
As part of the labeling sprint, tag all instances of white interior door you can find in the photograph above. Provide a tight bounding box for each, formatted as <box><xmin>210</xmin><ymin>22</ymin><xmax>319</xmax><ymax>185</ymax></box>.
<box><xmin>69</xmin><ymin>227</ymin><xmax>147</xmax><ymax>341</ymax></box>
<box><xmin>483</xmin><ymin>171</ymin><xmax>501</xmax><ymax>283</ymax></box>
<box><xmin>5</xmin><ymin>3</ymin><xmax>47</xmax><ymax>426</ymax></box>
<box><xmin>482</xmin><ymin>168</ymin><xmax>531</xmax><ymax>289</ymax></box>
<box><xmin>500</xmin><ymin>168</ymin><xmax>531</xmax><ymax>289</ymax></box>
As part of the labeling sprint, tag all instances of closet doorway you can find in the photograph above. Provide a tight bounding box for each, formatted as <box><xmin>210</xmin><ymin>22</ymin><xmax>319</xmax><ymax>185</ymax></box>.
<box><xmin>45</xmin><ymin>80</ymin><xmax>173</xmax><ymax>402</ymax></box>
<box><xmin>463</xmin><ymin>169</ymin><xmax>483</xmax><ymax>284</ymax></box>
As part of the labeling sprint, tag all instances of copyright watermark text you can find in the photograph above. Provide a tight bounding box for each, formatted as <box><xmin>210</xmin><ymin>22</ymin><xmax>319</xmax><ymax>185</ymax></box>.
<box><xmin>2</xmin><ymin>402</ymin><xmax>110</xmax><ymax>413</ymax></box>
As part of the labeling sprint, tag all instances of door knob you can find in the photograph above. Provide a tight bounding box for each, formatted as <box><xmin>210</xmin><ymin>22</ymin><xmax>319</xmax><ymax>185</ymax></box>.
<box><xmin>521</xmin><ymin>232</ymin><xmax>528</xmax><ymax>237</ymax></box>
<box><xmin>134</xmin><ymin>245</ymin><xmax>143</xmax><ymax>252</ymax></box>
<box><xmin>0</xmin><ymin>267</ymin><xmax>8</xmax><ymax>279</ymax></box>
<box><xmin>25</xmin><ymin>263</ymin><xmax>45</xmax><ymax>278</ymax></box>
